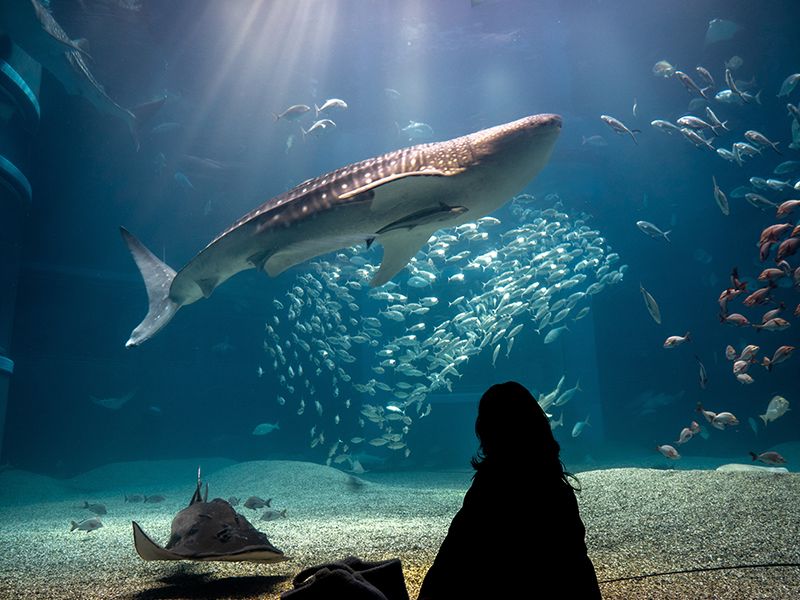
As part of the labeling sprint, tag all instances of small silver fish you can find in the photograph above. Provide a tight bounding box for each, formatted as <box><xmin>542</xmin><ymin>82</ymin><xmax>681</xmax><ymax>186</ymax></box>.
<box><xmin>314</xmin><ymin>98</ymin><xmax>347</xmax><ymax>117</ymax></box>
<box><xmin>712</xmin><ymin>176</ymin><xmax>729</xmax><ymax>215</ymax></box>
<box><xmin>744</xmin><ymin>130</ymin><xmax>781</xmax><ymax>154</ymax></box>
<box><xmin>571</xmin><ymin>415</ymin><xmax>590</xmax><ymax>438</ymax></box>
<box><xmin>639</xmin><ymin>283</ymin><xmax>662</xmax><ymax>324</ymax></box>
<box><xmin>695</xmin><ymin>355</ymin><xmax>708</xmax><ymax>389</ymax></box>
<box><xmin>600</xmin><ymin>115</ymin><xmax>639</xmax><ymax>144</ymax></box>
<box><xmin>636</xmin><ymin>221</ymin><xmax>671</xmax><ymax>241</ymax></box>
<box><xmin>273</xmin><ymin>104</ymin><xmax>311</xmax><ymax>121</ymax></box>
<box><xmin>70</xmin><ymin>518</ymin><xmax>103</xmax><ymax>533</ymax></box>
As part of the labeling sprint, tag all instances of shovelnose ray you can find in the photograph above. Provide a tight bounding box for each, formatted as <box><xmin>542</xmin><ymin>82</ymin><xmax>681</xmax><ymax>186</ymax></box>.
<box><xmin>132</xmin><ymin>471</ymin><xmax>287</xmax><ymax>563</ymax></box>
<box><xmin>121</xmin><ymin>113</ymin><xmax>562</xmax><ymax>347</ymax></box>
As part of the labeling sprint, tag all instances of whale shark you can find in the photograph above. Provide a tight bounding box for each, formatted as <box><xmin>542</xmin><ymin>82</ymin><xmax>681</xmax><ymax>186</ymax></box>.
<box><xmin>121</xmin><ymin>113</ymin><xmax>562</xmax><ymax>347</ymax></box>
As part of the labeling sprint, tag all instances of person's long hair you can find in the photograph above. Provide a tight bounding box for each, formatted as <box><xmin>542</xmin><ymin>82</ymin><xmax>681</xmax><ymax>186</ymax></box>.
<box><xmin>471</xmin><ymin>381</ymin><xmax>579</xmax><ymax>490</ymax></box>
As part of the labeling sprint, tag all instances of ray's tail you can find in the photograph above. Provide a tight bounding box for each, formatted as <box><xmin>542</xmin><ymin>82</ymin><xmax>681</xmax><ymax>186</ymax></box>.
<box><xmin>120</xmin><ymin>227</ymin><xmax>180</xmax><ymax>347</ymax></box>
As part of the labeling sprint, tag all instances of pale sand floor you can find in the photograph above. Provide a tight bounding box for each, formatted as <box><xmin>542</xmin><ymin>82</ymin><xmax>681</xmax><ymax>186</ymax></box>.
<box><xmin>0</xmin><ymin>459</ymin><xmax>798</xmax><ymax>599</ymax></box>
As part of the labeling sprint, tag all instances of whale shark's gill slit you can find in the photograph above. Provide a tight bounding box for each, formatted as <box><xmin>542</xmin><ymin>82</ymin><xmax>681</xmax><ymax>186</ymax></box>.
<box><xmin>248</xmin><ymin>250</ymin><xmax>271</xmax><ymax>271</ymax></box>
<box><xmin>196</xmin><ymin>278</ymin><xmax>218</xmax><ymax>298</ymax></box>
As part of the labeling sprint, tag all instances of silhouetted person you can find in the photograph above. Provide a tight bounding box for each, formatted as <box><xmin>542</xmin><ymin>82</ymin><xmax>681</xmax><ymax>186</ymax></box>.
<box><xmin>418</xmin><ymin>381</ymin><xmax>601</xmax><ymax>599</ymax></box>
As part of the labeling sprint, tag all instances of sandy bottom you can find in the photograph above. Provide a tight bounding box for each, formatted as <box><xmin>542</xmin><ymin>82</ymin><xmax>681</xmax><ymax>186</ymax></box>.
<box><xmin>0</xmin><ymin>456</ymin><xmax>798</xmax><ymax>599</ymax></box>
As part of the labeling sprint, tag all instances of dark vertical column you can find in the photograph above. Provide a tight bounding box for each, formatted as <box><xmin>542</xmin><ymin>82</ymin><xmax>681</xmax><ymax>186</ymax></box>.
<box><xmin>0</xmin><ymin>43</ymin><xmax>40</xmax><ymax>462</ymax></box>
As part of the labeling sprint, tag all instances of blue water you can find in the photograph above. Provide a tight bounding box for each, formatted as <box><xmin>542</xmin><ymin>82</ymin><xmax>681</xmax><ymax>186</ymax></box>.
<box><xmin>2</xmin><ymin>0</ymin><xmax>799</xmax><ymax>476</ymax></box>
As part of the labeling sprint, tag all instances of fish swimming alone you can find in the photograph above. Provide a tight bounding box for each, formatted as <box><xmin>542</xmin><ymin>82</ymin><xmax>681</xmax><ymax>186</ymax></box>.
<box><xmin>121</xmin><ymin>113</ymin><xmax>562</xmax><ymax>346</ymax></box>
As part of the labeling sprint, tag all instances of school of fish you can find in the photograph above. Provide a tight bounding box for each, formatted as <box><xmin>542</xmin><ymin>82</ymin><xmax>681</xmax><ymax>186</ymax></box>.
<box><xmin>260</xmin><ymin>194</ymin><xmax>627</xmax><ymax>466</ymax></box>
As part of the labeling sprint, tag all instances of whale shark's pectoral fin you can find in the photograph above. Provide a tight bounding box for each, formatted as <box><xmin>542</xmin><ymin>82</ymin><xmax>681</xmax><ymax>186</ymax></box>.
<box><xmin>338</xmin><ymin>168</ymin><xmax>461</xmax><ymax>212</ymax></box>
<box><xmin>370</xmin><ymin>228</ymin><xmax>437</xmax><ymax>288</ymax></box>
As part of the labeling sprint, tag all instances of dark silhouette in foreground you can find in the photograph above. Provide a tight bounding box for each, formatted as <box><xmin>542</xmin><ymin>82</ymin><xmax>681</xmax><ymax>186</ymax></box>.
<box><xmin>418</xmin><ymin>381</ymin><xmax>601</xmax><ymax>599</ymax></box>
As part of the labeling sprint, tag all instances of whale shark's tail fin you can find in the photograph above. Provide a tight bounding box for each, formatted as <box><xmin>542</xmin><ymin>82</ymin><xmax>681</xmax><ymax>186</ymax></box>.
<box><xmin>120</xmin><ymin>227</ymin><xmax>180</xmax><ymax>348</ymax></box>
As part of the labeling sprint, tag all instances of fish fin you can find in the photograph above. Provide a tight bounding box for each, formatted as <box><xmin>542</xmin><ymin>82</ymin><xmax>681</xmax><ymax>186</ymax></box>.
<box><xmin>749</xmin><ymin>451</ymin><xmax>758</xmax><ymax>461</ymax></box>
<box><xmin>759</xmin><ymin>414</ymin><xmax>768</xmax><ymax>426</ymax></box>
<box><xmin>314</xmin><ymin>104</ymin><xmax>320</xmax><ymax>118</ymax></box>
<box><xmin>120</xmin><ymin>227</ymin><xmax>180</xmax><ymax>347</ymax></box>
<box><xmin>132</xmin><ymin>521</ymin><xmax>181</xmax><ymax>561</ymax></box>
<box><xmin>338</xmin><ymin>170</ymin><xmax>454</xmax><ymax>207</ymax></box>
<box><xmin>72</xmin><ymin>38</ymin><xmax>90</xmax><ymax>54</ymax></box>
<box><xmin>663</xmin><ymin>230</ymin><xmax>671</xmax><ymax>242</ymax></box>
<box><xmin>130</xmin><ymin>96</ymin><xmax>166</xmax><ymax>125</ymax></box>
<box><xmin>42</xmin><ymin>24</ymin><xmax>92</xmax><ymax>59</ymax></box>
<box><xmin>370</xmin><ymin>228</ymin><xmax>436</xmax><ymax>288</ymax></box>
<box><xmin>70</xmin><ymin>521</ymin><xmax>78</xmax><ymax>531</ymax></box>
<box><xmin>126</xmin><ymin>96</ymin><xmax>166</xmax><ymax>151</ymax></box>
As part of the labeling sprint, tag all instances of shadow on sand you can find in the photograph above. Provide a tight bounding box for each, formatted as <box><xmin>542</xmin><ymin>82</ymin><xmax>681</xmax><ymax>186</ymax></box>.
<box><xmin>126</xmin><ymin>571</ymin><xmax>289</xmax><ymax>599</ymax></box>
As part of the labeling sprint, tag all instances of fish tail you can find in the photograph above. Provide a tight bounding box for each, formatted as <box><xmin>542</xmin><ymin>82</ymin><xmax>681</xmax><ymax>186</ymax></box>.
<box><xmin>70</xmin><ymin>521</ymin><xmax>78</xmax><ymax>532</ymax></box>
<box><xmin>755</xmin><ymin>90</ymin><xmax>762</xmax><ymax>105</ymax></box>
<box><xmin>749</xmin><ymin>451</ymin><xmax>758</xmax><ymax>461</ymax></box>
<box><xmin>127</xmin><ymin>96</ymin><xmax>166</xmax><ymax>152</ymax></box>
<box><xmin>314</xmin><ymin>104</ymin><xmax>321</xmax><ymax>118</ymax></box>
<box><xmin>759</xmin><ymin>414</ymin><xmax>768</xmax><ymax>426</ymax></box>
<box><xmin>684</xmin><ymin>331</ymin><xmax>691</xmax><ymax>341</ymax></box>
<box><xmin>266</xmin><ymin>498</ymin><xmax>272</xmax><ymax>508</ymax></box>
<box><xmin>663</xmin><ymin>230</ymin><xmax>671</xmax><ymax>242</ymax></box>
<box><xmin>772</xmin><ymin>142</ymin><xmax>783</xmax><ymax>155</ymax></box>
<box><xmin>119</xmin><ymin>227</ymin><xmax>180</xmax><ymax>348</ymax></box>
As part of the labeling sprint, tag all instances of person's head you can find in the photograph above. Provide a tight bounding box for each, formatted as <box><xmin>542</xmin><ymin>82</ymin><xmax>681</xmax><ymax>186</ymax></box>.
<box><xmin>471</xmin><ymin>381</ymin><xmax>573</xmax><ymax>485</ymax></box>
